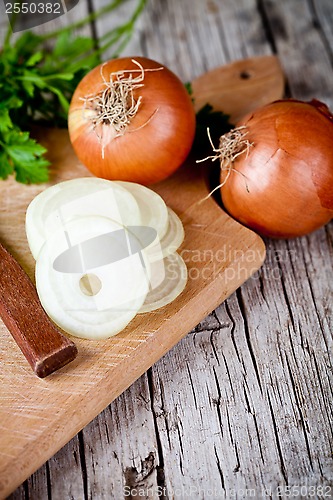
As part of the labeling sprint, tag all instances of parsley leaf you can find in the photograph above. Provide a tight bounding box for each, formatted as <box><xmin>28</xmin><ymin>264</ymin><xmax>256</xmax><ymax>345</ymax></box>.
<box><xmin>0</xmin><ymin>150</ymin><xmax>14</xmax><ymax>178</ymax></box>
<box><xmin>2</xmin><ymin>130</ymin><xmax>50</xmax><ymax>183</ymax></box>
<box><xmin>194</xmin><ymin>104</ymin><xmax>232</xmax><ymax>151</ymax></box>
<box><xmin>185</xmin><ymin>82</ymin><xmax>233</xmax><ymax>151</ymax></box>
<box><xmin>184</xmin><ymin>82</ymin><xmax>193</xmax><ymax>97</ymax></box>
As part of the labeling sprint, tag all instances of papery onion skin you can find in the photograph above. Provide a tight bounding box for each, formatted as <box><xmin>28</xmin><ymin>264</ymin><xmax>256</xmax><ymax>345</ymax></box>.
<box><xmin>220</xmin><ymin>99</ymin><xmax>333</xmax><ymax>238</ymax></box>
<box><xmin>68</xmin><ymin>57</ymin><xmax>196</xmax><ymax>185</ymax></box>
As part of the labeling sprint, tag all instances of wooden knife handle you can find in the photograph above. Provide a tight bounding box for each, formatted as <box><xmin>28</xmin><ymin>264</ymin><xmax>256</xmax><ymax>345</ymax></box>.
<box><xmin>0</xmin><ymin>242</ymin><xmax>78</xmax><ymax>378</ymax></box>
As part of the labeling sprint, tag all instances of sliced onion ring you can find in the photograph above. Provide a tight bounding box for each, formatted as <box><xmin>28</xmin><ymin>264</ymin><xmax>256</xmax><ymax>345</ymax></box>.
<box><xmin>36</xmin><ymin>216</ymin><xmax>150</xmax><ymax>339</ymax></box>
<box><xmin>122</xmin><ymin>206</ymin><xmax>185</xmax><ymax>265</ymax></box>
<box><xmin>145</xmin><ymin>208</ymin><xmax>185</xmax><ymax>263</ymax></box>
<box><xmin>116</xmin><ymin>181</ymin><xmax>169</xmax><ymax>240</ymax></box>
<box><xmin>139</xmin><ymin>253</ymin><xmax>187</xmax><ymax>314</ymax></box>
<box><xmin>26</xmin><ymin>178</ymin><xmax>141</xmax><ymax>260</ymax></box>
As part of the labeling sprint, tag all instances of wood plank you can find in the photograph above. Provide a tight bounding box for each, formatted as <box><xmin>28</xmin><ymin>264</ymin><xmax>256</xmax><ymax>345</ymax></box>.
<box><xmin>91</xmin><ymin>0</ymin><xmax>147</xmax><ymax>60</ymax></box>
<box><xmin>150</xmin><ymin>238</ymin><xmax>333</xmax><ymax>495</ymax></box>
<box><xmin>260</xmin><ymin>0</ymin><xmax>333</xmax><ymax>108</ymax></box>
<box><xmin>311</xmin><ymin>0</ymin><xmax>333</xmax><ymax>55</ymax></box>
<box><xmin>80</xmin><ymin>374</ymin><xmax>160</xmax><ymax>498</ymax></box>
<box><xmin>9</xmin><ymin>434</ymin><xmax>85</xmax><ymax>500</ymax></box>
<box><xmin>116</xmin><ymin>0</ymin><xmax>273</xmax><ymax>81</ymax></box>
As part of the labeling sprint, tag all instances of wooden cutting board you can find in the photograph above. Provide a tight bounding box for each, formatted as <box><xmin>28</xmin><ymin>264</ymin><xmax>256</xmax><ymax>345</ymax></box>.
<box><xmin>0</xmin><ymin>55</ymin><xmax>284</xmax><ymax>498</ymax></box>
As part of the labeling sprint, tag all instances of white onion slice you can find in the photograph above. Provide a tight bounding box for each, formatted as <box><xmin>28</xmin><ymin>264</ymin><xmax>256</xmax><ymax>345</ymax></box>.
<box><xmin>25</xmin><ymin>183</ymin><xmax>63</xmax><ymax>263</ymax></box>
<box><xmin>139</xmin><ymin>253</ymin><xmax>187</xmax><ymax>313</ymax></box>
<box><xmin>160</xmin><ymin>209</ymin><xmax>185</xmax><ymax>255</ymax></box>
<box><xmin>116</xmin><ymin>181</ymin><xmax>169</xmax><ymax>240</ymax></box>
<box><xmin>36</xmin><ymin>216</ymin><xmax>150</xmax><ymax>339</ymax></box>
<box><xmin>28</xmin><ymin>178</ymin><xmax>188</xmax><ymax>339</ymax></box>
<box><xmin>26</xmin><ymin>178</ymin><xmax>141</xmax><ymax>260</ymax></box>
<box><xmin>145</xmin><ymin>208</ymin><xmax>185</xmax><ymax>263</ymax></box>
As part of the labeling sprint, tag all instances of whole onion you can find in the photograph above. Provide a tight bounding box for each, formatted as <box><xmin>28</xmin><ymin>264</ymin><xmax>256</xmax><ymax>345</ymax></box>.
<box><xmin>218</xmin><ymin>99</ymin><xmax>333</xmax><ymax>238</ymax></box>
<box><xmin>68</xmin><ymin>57</ymin><xmax>196</xmax><ymax>185</ymax></box>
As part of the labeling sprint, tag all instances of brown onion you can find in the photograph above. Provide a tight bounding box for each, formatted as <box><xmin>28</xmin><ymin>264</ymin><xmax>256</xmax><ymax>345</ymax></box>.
<box><xmin>218</xmin><ymin>99</ymin><xmax>333</xmax><ymax>238</ymax></box>
<box><xmin>68</xmin><ymin>57</ymin><xmax>196</xmax><ymax>185</ymax></box>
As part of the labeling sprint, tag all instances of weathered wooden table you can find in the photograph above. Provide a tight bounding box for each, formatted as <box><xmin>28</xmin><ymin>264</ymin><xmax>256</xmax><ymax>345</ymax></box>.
<box><xmin>2</xmin><ymin>0</ymin><xmax>332</xmax><ymax>498</ymax></box>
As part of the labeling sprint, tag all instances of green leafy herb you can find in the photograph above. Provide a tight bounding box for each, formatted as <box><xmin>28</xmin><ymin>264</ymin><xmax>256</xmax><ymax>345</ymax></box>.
<box><xmin>194</xmin><ymin>103</ymin><xmax>233</xmax><ymax>151</ymax></box>
<box><xmin>0</xmin><ymin>0</ymin><xmax>147</xmax><ymax>184</ymax></box>
<box><xmin>185</xmin><ymin>81</ymin><xmax>233</xmax><ymax>151</ymax></box>
<box><xmin>184</xmin><ymin>82</ymin><xmax>193</xmax><ymax>97</ymax></box>
<box><xmin>0</xmin><ymin>93</ymin><xmax>49</xmax><ymax>182</ymax></box>
<box><xmin>2</xmin><ymin>130</ymin><xmax>50</xmax><ymax>184</ymax></box>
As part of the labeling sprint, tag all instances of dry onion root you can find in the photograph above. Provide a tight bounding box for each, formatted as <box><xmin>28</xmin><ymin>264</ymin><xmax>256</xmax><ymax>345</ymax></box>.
<box><xmin>26</xmin><ymin>178</ymin><xmax>187</xmax><ymax>339</ymax></box>
<box><xmin>201</xmin><ymin>99</ymin><xmax>333</xmax><ymax>238</ymax></box>
<box><xmin>81</xmin><ymin>59</ymin><xmax>162</xmax><ymax>158</ymax></box>
<box><xmin>68</xmin><ymin>57</ymin><xmax>196</xmax><ymax>185</ymax></box>
<box><xmin>197</xmin><ymin>125</ymin><xmax>253</xmax><ymax>193</ymax></box>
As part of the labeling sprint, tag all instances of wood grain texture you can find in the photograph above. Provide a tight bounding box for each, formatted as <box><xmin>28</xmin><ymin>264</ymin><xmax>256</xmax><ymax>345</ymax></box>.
<box><xmin>192</xmin><ymin>55</ymin><xmax>284</xmax><ymax>124</ymax></box>
<box><xmin>6</xmin><ymin>0</ymin><xmax>333</xmax><ymax>498</ymax></box>
<box><xmin>0</xmin><ymin>55</ymin><xmax>286</xmax><ymax>498</ymax></box>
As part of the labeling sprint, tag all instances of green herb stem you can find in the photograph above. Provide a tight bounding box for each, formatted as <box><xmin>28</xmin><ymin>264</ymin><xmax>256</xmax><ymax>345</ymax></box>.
<box><xmin>39</xmin><ymin>0</ymin><xmax>136</xmax><ymax>42</ymax></box>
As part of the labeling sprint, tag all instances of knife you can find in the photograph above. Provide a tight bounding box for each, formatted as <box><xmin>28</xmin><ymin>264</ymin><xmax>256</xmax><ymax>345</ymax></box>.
<box><xmin>0</xmin><ymin>241</ymin><xmax>78</xmax><ymax>378</ymax></box>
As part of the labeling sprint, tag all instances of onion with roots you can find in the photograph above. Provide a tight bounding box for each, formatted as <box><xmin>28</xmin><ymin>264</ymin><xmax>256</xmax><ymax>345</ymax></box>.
<box><xmin>203</xmin><ymin>99</ymin><xmax>333</xmax><ymax>239</ymax></box>
<box><xmin>68</xmin><ymin>57</ymin><xmax>196</xmax><ymax>185</ymax></box>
